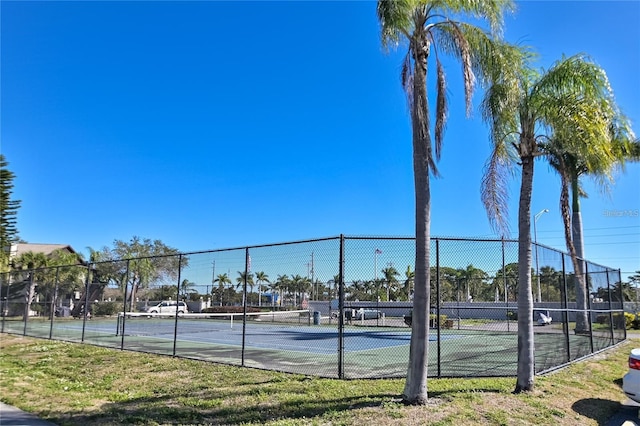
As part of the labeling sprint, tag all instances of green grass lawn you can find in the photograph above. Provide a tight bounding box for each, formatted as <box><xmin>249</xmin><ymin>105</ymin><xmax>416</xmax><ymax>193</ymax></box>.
<box><xmin>0</xmin><ymin>332</ymin><xmax>635</xmax><ymax>425</ymax></box>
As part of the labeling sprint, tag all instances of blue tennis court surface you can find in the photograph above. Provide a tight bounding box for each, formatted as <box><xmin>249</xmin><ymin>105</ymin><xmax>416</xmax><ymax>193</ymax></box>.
<box><xmin>45</xmin><ymin>317</ymin><xmax>468</xmax><ymax>355</ymax></box>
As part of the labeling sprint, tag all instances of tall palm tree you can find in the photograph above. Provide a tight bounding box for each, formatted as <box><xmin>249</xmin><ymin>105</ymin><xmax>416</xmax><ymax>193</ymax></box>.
<box><xmin>13</xmin><ymin>251</ymin><xmax>50</xmax><ymax>320</ymax></box>
<box><xmin>544</xmin><ymin>118</ymin><xmax>637</xmax><ymax>332</ymax></box>
<box><xmin>377</xmin><ymin>0</ymin><xmax>515</xmax><ymax>404</ymax></box>
<box><xmin>289</xmin><ymin>274</ymin><xmax>309</xmax><ymax>308</ymax></box>
<box><xmin>275</xmin><ymin>274</ymin><xmax>290</xmax><ymax>307</ymax></box>
<box><xmin>481</xmin><ymin>54</ymin><xmax>618</xmax><ymax>392</ymax></box>
<box><xmin>180</xmin><ymin>279</ymin><xmax>196</xmax><ymax>300</ymax></box>
<box><xmin>236</xmin><ymin>271</ymin><xmax>254</xmax><ymax>306</ymax></box>
<box><xmin>404</xmin><ymin>265</ymin><xmax>415</xmax><ymax>301</ymax></box>
<box><xmin>213</xmin><ymin>273</ymin><xmax>231</xmax><ymax>306</ymax></box>
<box><xmin>381</xmin><ymin>266</ymin><xmax>400</xmax><ymax>301</ymax></box>
<box><xmin>254</xmin><ymin>271</ymin><xmax>270</xmax><ymax>307</ymax></box>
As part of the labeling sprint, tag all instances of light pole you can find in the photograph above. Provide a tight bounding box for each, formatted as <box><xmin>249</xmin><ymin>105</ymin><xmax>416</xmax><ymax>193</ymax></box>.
<box><xmin>534</xmin><ymin>209</ymin><xmax>549</xmax><ymax>303</ymax></box>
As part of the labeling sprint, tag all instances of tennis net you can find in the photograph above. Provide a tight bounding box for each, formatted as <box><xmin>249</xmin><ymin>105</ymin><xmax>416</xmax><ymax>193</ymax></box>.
<box><xmin>116</xmin><ymin>309</ymin><xmax>312</xmax><ymax>337</ymax></box>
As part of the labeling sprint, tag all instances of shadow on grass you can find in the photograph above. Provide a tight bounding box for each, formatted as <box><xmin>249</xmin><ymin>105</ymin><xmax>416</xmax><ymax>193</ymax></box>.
<box><xmin>47</xmin><ymin>386</ymin><xmax>401</xmax><ymax>425</ymax></box>
<box><xmin>571</xmin><ymin>398</ymin><xmax>624</xmax><ymax>425</ymax></box>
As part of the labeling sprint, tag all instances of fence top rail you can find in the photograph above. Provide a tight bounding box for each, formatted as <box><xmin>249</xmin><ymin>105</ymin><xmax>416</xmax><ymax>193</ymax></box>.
<box><xmin>4</xmin><ymin>235</ymin><xmax>620</xmax><ymax>276</ymax></box>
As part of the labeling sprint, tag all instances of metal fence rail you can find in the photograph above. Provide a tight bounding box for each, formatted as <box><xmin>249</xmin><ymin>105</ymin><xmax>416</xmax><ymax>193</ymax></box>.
<box><xmin>0</xmin><ymin>235</ymin><xmax>625</xmax><ymax>379</ymax></box>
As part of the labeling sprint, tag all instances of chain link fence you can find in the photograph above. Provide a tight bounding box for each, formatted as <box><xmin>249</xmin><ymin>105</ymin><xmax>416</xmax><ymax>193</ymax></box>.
<box><xmin>1</xmin><ymin>236</ymin><xmax>626</xmax><ymax>379</ymax></box>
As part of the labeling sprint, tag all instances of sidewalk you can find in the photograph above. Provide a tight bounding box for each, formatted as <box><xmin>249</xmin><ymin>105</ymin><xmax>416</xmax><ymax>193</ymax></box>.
<box><xmin>0</xmin><ymin>402</ymin><xmax>58</xmax><ymax>426</ymax></box>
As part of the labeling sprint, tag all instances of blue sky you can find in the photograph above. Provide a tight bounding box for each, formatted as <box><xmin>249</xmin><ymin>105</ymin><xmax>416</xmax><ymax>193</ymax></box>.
<box><xmin>2</xmin><ymin>1</ymin><xmax>638</xmax><ymax>281</ymax></box>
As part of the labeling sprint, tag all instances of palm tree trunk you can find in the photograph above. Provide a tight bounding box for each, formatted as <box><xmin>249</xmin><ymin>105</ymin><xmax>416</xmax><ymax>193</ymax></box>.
<box><xmin>403</xmin><ymin>30</ymin><xmax>430</xmax><ymax>405</ymax></box>
<box><xmin>571</xmin><ymin>175</ymin><xmax>589</xmax><ymax>332</ymax></box>
<box><xmin>515</xmin><ymin>154</ymin><xmax>535</xmax><ymax>393</ymax></box>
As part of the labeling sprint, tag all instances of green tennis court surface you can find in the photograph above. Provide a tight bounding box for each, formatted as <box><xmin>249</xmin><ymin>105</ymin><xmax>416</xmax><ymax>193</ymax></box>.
<box><xmin>1</xmin><ymin>316</ymin><xmax>616</xmax><ymax>379</ymax></box>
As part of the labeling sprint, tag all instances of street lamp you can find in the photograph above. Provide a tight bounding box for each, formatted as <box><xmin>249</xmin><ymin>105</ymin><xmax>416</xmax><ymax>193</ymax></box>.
<box><xmin>534</xmin><ymin>209</ymin><xmax>549</xmax><ymax>303</ymax></box>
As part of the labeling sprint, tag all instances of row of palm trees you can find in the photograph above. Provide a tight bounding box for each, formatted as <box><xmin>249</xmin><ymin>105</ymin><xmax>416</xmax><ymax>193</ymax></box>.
<box><xmin>376</xmin><ymin>0</ymin><xmax>637</xmax><ymax>402</ymax></box>
<box><xmin>212</xmin><ymin>271</ymin><xmax>324</xmax><ymax>307</ymax></box>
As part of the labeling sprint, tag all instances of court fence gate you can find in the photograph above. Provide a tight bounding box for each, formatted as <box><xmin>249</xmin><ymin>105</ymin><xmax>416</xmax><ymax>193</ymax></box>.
<box><xmin>0</xmin><ymin>235</ymin><xmax>627</xmax><ymax>379</ymax></box>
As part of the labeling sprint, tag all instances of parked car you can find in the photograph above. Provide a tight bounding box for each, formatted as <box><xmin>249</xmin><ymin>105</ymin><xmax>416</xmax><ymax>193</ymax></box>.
<box><xmin>145</xmin><ymin>301</ymin><xmax>189</xmax><ymax>315</ymax></box>
<box><xmin>354</xmin><ymin>309</ymin><xmax>382</xmax><ymax>320</ymax></box>
<box><xmin>623</xmin><ymin>348</ymin><xmax>640</xmax><ymax>403</ymax></box>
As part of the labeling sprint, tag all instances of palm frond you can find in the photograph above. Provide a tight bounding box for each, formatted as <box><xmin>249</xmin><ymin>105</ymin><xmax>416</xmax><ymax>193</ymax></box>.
<box><xmin>481</xmin><ymin>140</ymin><xmax>515</xmax><ymax>237</ymax></box>
<box><xmin>431</xmin><ymin>22</ymin><xmax>475</xmax><ymax>115</ymax></box>
<box><xmin>432</xmin><ymin>0</ymin><xmax>515</xmax><ymax>35</ymax></box>
<box><xmin>434</xmin><ymin>59</ymin><xmax>448</xmax><ymax>160</ymax></box>
<box><xmin>377</xmin><ymin>0</ymin><xmax>414</xmax><ymax>50</ymax></box>
<box><xmin>402</xmin><ymin>51</ymin><xmax>414</xmax><ymax>111</ymax></box>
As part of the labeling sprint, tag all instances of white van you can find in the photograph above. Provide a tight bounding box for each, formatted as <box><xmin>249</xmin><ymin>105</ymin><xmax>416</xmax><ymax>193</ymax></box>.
<box><xmin>145</xmin><ymin>301</ymin><xmax>189</xmax><ymax>315</ymax></box>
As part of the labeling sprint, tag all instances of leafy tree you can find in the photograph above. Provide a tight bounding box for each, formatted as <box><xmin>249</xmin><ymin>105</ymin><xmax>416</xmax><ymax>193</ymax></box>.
<box><xmin>432</xmin><ymin>266</ymin><xmax>460</xmax><ymax>303</ymax></box>
<box><xmin>90</xmin><ymin>237</ymin><xmax>181</xmax><ymax>311</ymax></box>
<box><xmin>0</xmin><ymin>155</ymin><xmax>21</xmax><ymax>272</ymax></box>
<box><xmin>490</xmin><ymin>262</ymin><xmax>518</xmax><ymax>302</ymax></box>
<box><xmin>148</xmin><ymin>285</ymin><xmax>178</xmax><ymax>301</ymax></box>
<box><xmin>346</xmin><ymin>280</ymin><xmax>368</xmax><ymax>301</ymax></box>
<box><xmin>538</xmin><ymin>266</ymin><xmax>562</xmax><ymax>302</ymax></box>
<box><xmin>457</xmin><ymin>265</ymin><xmax>489</xmax><ymax>302</ymax></box>
<box><xmin>377</xmin><ymin>0</ymin><xmax>515</xmax><ymax>404</ymax></box>
<box><xmin>481</xmin><ymin>54</ymin><xmax>619</xmax><ymax>392</ymax></box>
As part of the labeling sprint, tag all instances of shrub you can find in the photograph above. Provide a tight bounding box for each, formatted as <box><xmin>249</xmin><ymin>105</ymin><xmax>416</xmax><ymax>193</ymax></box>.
<box><xmin>429</xmin><ymin>314</ymin><xmax>450</xmax><ymax>328</ymax></box>
<box><xmin>625</xmin><ymin>312</ymin><xmax>636</xmax><ymax>329</ymax></box>
<box><xmin>93</xmin><ymin>301</ymin><xmax>119</xmax><ymax>316</ymax></box>
<box><xmin>596</xmin><ymin>312</ymin><xmax>634</xmax><ymax>329</ymax></box>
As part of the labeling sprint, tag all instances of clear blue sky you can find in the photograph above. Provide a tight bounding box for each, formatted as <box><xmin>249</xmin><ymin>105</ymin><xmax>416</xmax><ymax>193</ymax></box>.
<box><xmin>2</xmin><ymin>1</ymin><xmax>638</xmax><ymax>280</ymax></box>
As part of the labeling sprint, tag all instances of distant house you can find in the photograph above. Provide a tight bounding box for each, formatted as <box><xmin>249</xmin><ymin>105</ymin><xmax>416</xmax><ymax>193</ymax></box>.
<box><xmin>8</xmin><ymin>243</ymin><xmax>83</xmax><ymax>266</ymax></box>
<box><xmin>3</xmin><ymin>243</ymin><xmax>88</xmax><ymax>317</ymax></box>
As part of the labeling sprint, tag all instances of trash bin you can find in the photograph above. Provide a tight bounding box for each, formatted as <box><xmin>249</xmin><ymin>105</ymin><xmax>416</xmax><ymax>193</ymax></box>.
<box><xmin>313</xmin><ymin>311</ymin><xmax>321</xmax><ymax>325</ymax></box>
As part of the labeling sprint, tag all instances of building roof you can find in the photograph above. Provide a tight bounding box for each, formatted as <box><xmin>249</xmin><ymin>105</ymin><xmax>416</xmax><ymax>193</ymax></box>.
<box><xmin>9</xmin><ymin>243</ymin><xmax>78</xmax><ymax>258</ymax></box>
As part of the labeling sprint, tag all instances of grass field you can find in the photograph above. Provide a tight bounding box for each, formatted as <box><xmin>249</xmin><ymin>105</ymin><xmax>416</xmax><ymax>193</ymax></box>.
<box><xmin>0</xmin><ymin>332</ymin><xmax>636</xmax><ymax>425</ymax></box>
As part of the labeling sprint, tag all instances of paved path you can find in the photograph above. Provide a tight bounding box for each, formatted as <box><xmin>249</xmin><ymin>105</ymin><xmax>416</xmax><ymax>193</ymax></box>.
<box><xmin>0</xmin><ymin>402</ymin><xmax>57</xmax><ymax>425</ymax></box>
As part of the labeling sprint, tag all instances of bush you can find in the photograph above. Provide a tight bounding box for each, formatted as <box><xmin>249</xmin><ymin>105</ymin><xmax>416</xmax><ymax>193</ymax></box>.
<box><xmin>625</xmin><ymin>312</ymin><xmax>636</xmax><ymax>329</ymax></box>
<box><xmin>596</xmin><ymin>314</ymin><xmax>608</xmax><ymax>324</ymax></box>
<box><xmin>429</xmin><ymin>314</ymin><xmax>451</xmax><ymax>328</ymax></box>
<box><xmin>596</xmin><ymin>312</ymin><xmax>633</xmax><ymax>329</ymax></box>
<box><xmin>92</xmin><ymin>301</ymin><xmax>119</xmax><ymax>316</ymax></box>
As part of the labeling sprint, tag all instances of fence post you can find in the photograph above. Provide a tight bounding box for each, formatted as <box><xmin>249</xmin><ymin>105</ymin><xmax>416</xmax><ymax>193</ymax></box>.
<box><xmin>618</xmin><ymin>268</ymin><xmax>626</xmax><ymax>341</ymax></box>
<box><xmin>49</xmin><ymin>266</ymin><xmax>60</xmax><ymax>340</ymax></box>
<box><xmin>502</xmin><ymin>238</ymin><xmax>509</xmax><ymax>332</ymax></box>
<box><xmin>120</xmin><ymin>259</ymin><xmax>130</xmax><ymax>350</ymax></box>
<box><xmin>173</xmin><ymin>254</ymin><xmax>183</xmax><ymax>357</ymax></box>
<box><xmin>436</xmin><ymin>238</ymin><xmax>441</xmax><ymax>378</ymax></box>
<box><xmin>241</xmin><ymin>248</ymin><xmax>249</xmax><ymax>367</ymax></box>
<box><xmin>80</xmin><ymin>263</ymin><xmax>91</xmax><ymax>342</ymax></box>
<box><xmin>338</xmin><ymin>234</ymin><xmax>345</xmax><ymax>379</ymax></box>
<box><xmin>23</xmin><ymin>270</ymin><xmax>34</xmax><ymax>336</ymax></box>
<box><xmin>1</xmin><ymin>273</ymin><xmax>8</xmax><ymax>333</ymax></box>
<box><xmin>561</xmin><ymin>255</ymin><xmax>570</xmax><ymax>363</ymax></box>
<box><xmin>585</xmin><ymin>262</ymin><xmax>594</xmax><ymax>354</ymax></box>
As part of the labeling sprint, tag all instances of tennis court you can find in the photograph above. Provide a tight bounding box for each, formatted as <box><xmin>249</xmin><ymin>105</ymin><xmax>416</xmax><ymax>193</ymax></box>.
<box><xmin>3</xmin><ymin>311</ymin><xmax>614</xmax><ymax>379</ymax></box>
